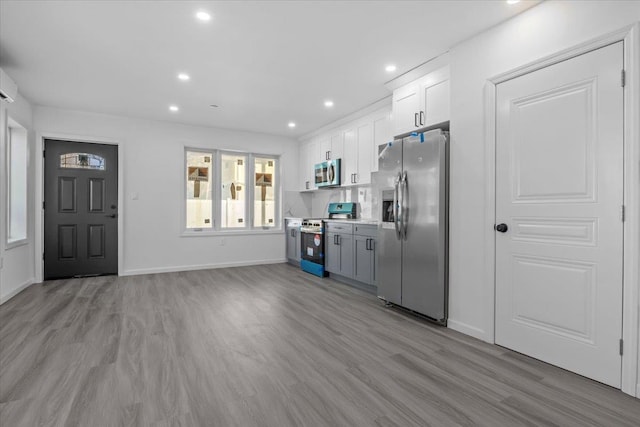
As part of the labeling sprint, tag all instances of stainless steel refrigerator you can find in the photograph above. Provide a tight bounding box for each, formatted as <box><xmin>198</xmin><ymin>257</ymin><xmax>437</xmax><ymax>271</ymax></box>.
<box><xmin>375</xmin><ymin>129</ymin><xmax>448</xmax><ymax>324</ymax></box>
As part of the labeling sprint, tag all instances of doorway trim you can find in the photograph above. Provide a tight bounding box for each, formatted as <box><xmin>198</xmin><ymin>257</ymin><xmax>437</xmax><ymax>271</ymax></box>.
<box><xmin>35</xmin><ymin>132</ymin><xmax>123</xmax><ymax>283</ymax></box>
<box><xmin>484</xmin><ymin>23</ymin><xmax>639</xmax><ymax>397</ymax></box>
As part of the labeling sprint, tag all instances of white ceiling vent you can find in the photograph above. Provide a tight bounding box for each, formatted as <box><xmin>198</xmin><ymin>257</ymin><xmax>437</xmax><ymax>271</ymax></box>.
<box><xmin>0</xmin><ymin>68</ymin><xmax>18</xmax><ymax>103</ymax></box>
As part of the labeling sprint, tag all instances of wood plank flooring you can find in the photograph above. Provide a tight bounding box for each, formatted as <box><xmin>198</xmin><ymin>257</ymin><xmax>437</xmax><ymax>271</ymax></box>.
<box><xmin>1</xmin><ymin>263</ymin><xmax>639</xmax><ymax>426</ymax></box>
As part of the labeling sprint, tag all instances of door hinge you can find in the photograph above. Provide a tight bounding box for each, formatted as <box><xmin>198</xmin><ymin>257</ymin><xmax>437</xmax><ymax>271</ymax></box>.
<box><xmin>42</xmin><ymin>252</ymin><xmax>45</xmax><ymax>261</ymax></box>
<box><xmin>42</xmin><ymin>201</ymin><xmax>45</xmax><ymax>210</ymax></box>
<box><xmin>620</xmin><ymin>339</ymin><xmax>624</xmax><ymax>356</ymax></box>
<box><xmin>42</xmin><ymin>150</ymin><xmax>45</xmax><ymax>158</ymax></box>
<box><xmin>621</xmin><ymin>70</ymin><xmax>626</xmax><ymax>87</ymax></box>
<box><xmin>621</xmin><ymin>205</ymin><xmax>625</xmax><ymax>222</ymax></box>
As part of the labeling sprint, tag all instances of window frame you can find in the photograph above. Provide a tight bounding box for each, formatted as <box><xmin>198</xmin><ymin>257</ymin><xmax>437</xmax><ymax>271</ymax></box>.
<box><xmin>182</xmin><ymin>147</ymin><xmax>282</xmax><ymax>236</ymax></box>
<box><xmin>5</xmin><ymin>117</ymin><xmax>29</xmax><ymax>249</ymax></box>
<box><xmin>251</xmin><ymin>153</ymin><xmax>280</xmax><ymax>230</ymax></box>
<box><xmin>183</xmin><ymin>147</ymin><xmax>215</xmax><ymax>232</ymax></box>
<box><xmin>219</xmin><ymin>150</ymin><xmax>249</xmax><ymax>230</ymax></box>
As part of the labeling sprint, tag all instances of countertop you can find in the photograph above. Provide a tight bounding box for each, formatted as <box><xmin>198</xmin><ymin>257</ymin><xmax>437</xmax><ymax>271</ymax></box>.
<box><xmin>285</xmin><ymin>217</ymin><xmax>379</xmax><ymax>225</ymax></box>
<box><xmin>323</xmin><ymin>218</ymin><xmax>379</xmax><ymax>225</ymax></box>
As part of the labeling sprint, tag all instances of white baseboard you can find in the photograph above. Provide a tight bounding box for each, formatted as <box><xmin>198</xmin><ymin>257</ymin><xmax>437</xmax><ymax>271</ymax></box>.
<box><xmin>0</xmin><ymin>278</ymin><xmax>35</xmax><ymax>305</ymax></box>
<box><xmin>122</xmin><ymin>258</ymin><xmax>287</xmax><ymax>276</ymax></box>
<box><xmin>447</xmin><ymin>318</ymin><xmax>491</xmax><ymax>343</ymax></box>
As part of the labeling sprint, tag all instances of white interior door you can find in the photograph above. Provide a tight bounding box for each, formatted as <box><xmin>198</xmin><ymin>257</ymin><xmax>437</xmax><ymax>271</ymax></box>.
<box><xmin>495</xmin><ymin>42</ymin><xmax>624</xmax><ymax>388</ymax></box>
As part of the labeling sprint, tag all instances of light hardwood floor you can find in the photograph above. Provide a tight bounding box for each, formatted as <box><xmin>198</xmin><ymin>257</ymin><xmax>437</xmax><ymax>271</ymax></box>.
<box><xmin>1</xmin><ymin>263</ymin><xmax>639</xmax><ymax>426</ymax></box>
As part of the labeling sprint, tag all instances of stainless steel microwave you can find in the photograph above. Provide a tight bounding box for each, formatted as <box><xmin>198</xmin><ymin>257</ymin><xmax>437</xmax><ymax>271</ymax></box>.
<box><xmin>314</xmin><ymin>159</ymin><xmax>341</xmax><ymax>188</ymax></box>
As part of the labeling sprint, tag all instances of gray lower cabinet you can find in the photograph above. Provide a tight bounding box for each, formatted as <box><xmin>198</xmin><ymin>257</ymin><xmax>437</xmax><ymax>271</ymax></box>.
<box><xmin>285</xmin><ymin>218</ymin><xmax>302</xmax><ymax>264</ymax></box>
<box><xmin>326</xmin><ymin>231</ymin><xmax>353</xmax><ymax>277</ymax></box>
<box><xmin>325</xmin><ymin>222</ymin><xmax>354</xmax><ymax>277</ymax></box>
<box><xmin>325</xmin><ymin>222</ymin><xmax>377</xmax><ymax>287</ymax></box>
<box><xmin>353</xmin><ymin>224</ymin><xmax>376</xmax><ymax>286</ymax></box>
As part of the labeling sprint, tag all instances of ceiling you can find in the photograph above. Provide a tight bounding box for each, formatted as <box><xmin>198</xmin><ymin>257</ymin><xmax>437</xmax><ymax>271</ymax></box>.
<box><xmin>0</xmin><ymin>0</ymin><xmax>539</xmax><ymax>138</ymax></box>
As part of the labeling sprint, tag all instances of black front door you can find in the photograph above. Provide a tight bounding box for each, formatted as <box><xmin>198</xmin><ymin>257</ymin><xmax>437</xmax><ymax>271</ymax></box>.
<box><xmin>44</xmin><ymin>139</ymin><xmax>118</xmax><ymax>279</ymax></box>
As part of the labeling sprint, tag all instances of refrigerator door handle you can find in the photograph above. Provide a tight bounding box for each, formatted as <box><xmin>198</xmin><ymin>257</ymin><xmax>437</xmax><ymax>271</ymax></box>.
<box><xmin>394</xmin><ymin>172</ymin><xmax>402</xmax><ymax>239</ymax></box>
<box><xmin>401</xmin><ymin>171</ymin><xmax>408</xmax><ymax>239</ymax></box>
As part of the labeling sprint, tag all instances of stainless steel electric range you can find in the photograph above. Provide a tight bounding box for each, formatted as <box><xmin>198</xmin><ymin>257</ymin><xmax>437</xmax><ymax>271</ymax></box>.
<box><xmin>299</xmin><ymin>202</ymin><xmax>357</xmax><ymax>277</ymax></box>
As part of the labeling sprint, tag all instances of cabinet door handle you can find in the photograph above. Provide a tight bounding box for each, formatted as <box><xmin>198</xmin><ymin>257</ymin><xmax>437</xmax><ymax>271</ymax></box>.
<box><xmin>305</xmin><ymin>181</ymin><xmax>309</xmax><ymax>189</ymax></box>
<box><xmin>414</xmin><ymin>112</ymin><xmax>418</xmax><ymax>128</ymax></box>
<box><xmin>354</xmin><ymin>173</ymin><xmax>358</xmax><ymax>183</ymax></box>
<box><xmin>420</xmin><ymin>111</ymin><xmax>425</xmax><ymax>126</ymax></box>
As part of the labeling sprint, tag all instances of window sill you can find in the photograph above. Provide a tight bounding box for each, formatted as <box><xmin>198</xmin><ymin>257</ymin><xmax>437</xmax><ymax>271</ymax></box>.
<box><xmin>6</xmin><ymin>238</ymin><xmax>29</xmax><ymax>250</ymax></box>
<box><xmin>180</xmin><ymin>228</ymin><xmax>284</xmax><ymax>238</ymax></box>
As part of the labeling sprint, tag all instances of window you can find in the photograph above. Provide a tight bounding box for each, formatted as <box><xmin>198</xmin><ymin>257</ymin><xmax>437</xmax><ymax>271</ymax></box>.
<box><xmin>60</xmin><ymin>153</ymin><xmax>105</xmax><ymax>170</ymax></box>
<box><xmin>6</xmin><ymin>119</ymin><xmax>28</xmax><ymax>245</ymax></box>
<box><xmin>220</xmin><ymin>153</ymin><xmax>247</xmax><ymax>228</ymax></box>
<box><xmin>184</xmin><ymin>149</ymin><xmax>280</xmax><ymax>233</ymax></box>
<box><xmin>186</xmin><ymin>150</ymin><xmax>213</xmax><ymax>229</ymax></box>
<box><xmin>254</xmin><ymin>156</ymin><xmax>277</xmax><ymax>228</ymax></box>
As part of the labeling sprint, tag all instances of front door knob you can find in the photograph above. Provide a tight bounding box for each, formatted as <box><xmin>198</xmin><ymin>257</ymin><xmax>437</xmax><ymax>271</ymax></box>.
<box><xmin>495</xmin><ymin>223</ymin><xmax>508</xmax><ymax>233</ymax></box>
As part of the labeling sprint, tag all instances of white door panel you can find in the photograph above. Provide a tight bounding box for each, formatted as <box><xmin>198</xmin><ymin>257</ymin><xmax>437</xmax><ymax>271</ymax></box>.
<box><xmin>496</xmin><ymin>42</ymin><xmax>624</xmax><ymax>387</ymax></box>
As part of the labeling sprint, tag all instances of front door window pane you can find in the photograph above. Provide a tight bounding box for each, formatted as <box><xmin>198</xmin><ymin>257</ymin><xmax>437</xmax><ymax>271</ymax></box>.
<box><xmin>60</xmin><ymin>153</ymin><xmax>105</xmax><ymax>170</ymax></box>
<box><xmin>221</xmin><ymin>154</ymin><xmax>247</xmax><ymax>228</ymax></box>
<box><xmin>186</xmin><ymin>151</ymin><xmax>213</xmax><ymax>229</ymax></box>
<box><xmin>254</xmin><ymin>157</ymin><xmax>276</xmax><ymax>227</ymax></box>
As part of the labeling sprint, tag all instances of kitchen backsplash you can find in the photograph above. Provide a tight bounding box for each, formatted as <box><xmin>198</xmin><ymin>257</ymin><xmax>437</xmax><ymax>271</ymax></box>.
<box><xmin>285</xmin><ymin>186</ymin><xmax>376</xmax><ymax>220</ymax></box>
<box><xmin>308</xmin><ymin>186</ymin><xmax>374</xmax><ymax>219</ymax></box>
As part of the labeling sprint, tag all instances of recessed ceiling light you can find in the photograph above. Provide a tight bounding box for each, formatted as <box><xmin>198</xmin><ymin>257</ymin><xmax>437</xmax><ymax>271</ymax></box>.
<box><xmin>324</xmin><ymin>100</ymin><xmax>334</xmax><ymax>108</ymax></box>
<box><xmin>385</xmin><ymin>64</ymin><xmax>397</xmax><ymax>73</ymax></box>
<box><xmin>288</xmin><ymin>122</ymin><xmax>296</xmax><ymax>128</ymax></box>
<box><xmin>169</xmin><ymin>105</ymin><xmax>179</xmax><ymax>112</ymax></box>
<box><xmin>196</xmin><ymin>11</ymin><xmax>211</xmax><ymax>21</ymax></box>
<box><xmin>506</xmin><ymin>0</ymin><xmax>520</xmax><ymax>4</ymax></box>
<box><xmin>177</xmin><ymin>73</ymin><xmax>190</xmax><ymax>81</ymax></box>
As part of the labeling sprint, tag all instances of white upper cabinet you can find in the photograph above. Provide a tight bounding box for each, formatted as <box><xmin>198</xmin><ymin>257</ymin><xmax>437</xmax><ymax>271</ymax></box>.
<box><xmin>392</xmin><ymin>82</ymin><xmax>421</xmax><ymax>135</ymax></box>
<box><xmin>298</xmin><ymin>105</ymin><xmax>392</xmax><ymax>190</ymax></box>
<box><xmin>371</xmin><ymin>109</ymin><xmax>392</xmax><ymax>174</ymax></box>
<box><xmin>299</xmin><ymin>139</ymin><xmax>319</xmax><ymax>191</ymax></box>
<box><xmin>355</xmin><ymin>121</ymin><xmax>373</xmax><ymax>185</ymax></box>
<box><xmin>329</xmin><ymin>131</ymin><xmax>343</xmax><ymax>160</ymax></box>
<box><xmin>392</xmin><ymin>65</ymin><xmax>449</xmax><ymax>137</ymax></box>
<box><xmin>343</xmin><ymin>107</ymin><xmax>391</xmax><ymax>186</ymax></box>
<box><xmin>318</xmin><ymin>135</ymin><xmax>331</xmax><ymax>161</ymax></box>
<box><xmin>318</xmin><ymin>132</ymin><xmax>343</xmax><ymax>161</ymax></box>
<box><xmin>342</xmin><ymin>126</ymin><xmax>357</xmax><ymax>185</ymax></box>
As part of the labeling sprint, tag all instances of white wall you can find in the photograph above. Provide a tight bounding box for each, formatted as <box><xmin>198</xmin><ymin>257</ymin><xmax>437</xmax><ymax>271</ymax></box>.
<box><xmin>0</xmin><ymin>93</ymin><xmax>36</xmax><ymax>303</ymax></box>
<box><xmin>34</xmin><ymin>107</ymin><xmax>306</xmax><ymax>276</ymax></box>
<box><xmin>447</xmin><ymin>0</ymin><xmax>640</xmax><ymax>393</ymax></box>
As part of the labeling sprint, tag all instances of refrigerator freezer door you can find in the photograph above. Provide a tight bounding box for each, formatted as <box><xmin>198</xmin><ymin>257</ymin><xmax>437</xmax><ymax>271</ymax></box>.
<box><xmin>401</xmin><ymin>131</ymin><xmax>448</xmax><ymax>321</ymax></box>
<box><xmin>377</xmin><ymin>140</ymin><xmax>403</xmax><ymax>305</ymax></box>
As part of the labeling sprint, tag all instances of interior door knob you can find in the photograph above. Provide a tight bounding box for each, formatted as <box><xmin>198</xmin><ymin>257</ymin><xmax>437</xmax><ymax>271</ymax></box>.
<box><xmin>495</xmin><ymin>223</ymin><xmax>508</xmax><ymax>233</ymax></box>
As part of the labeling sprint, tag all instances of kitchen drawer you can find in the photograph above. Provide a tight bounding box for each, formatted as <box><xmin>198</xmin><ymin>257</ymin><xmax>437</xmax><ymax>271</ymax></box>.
<box><xmin>354</xmin><ymin>224</ymin><xmax>377</xmax><ymax>237</ymax></box>
<box><xmin>325</xmin><ymin>222</ymin><xmax>354</xmax><ymax>234</ymax></box>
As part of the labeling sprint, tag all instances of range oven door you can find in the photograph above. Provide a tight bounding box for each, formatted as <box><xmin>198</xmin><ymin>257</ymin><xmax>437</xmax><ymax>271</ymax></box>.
<box><xmin>300</xmin><ymin>230</ymin><xmax>324</xmax><ymax>264</ymax></box>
